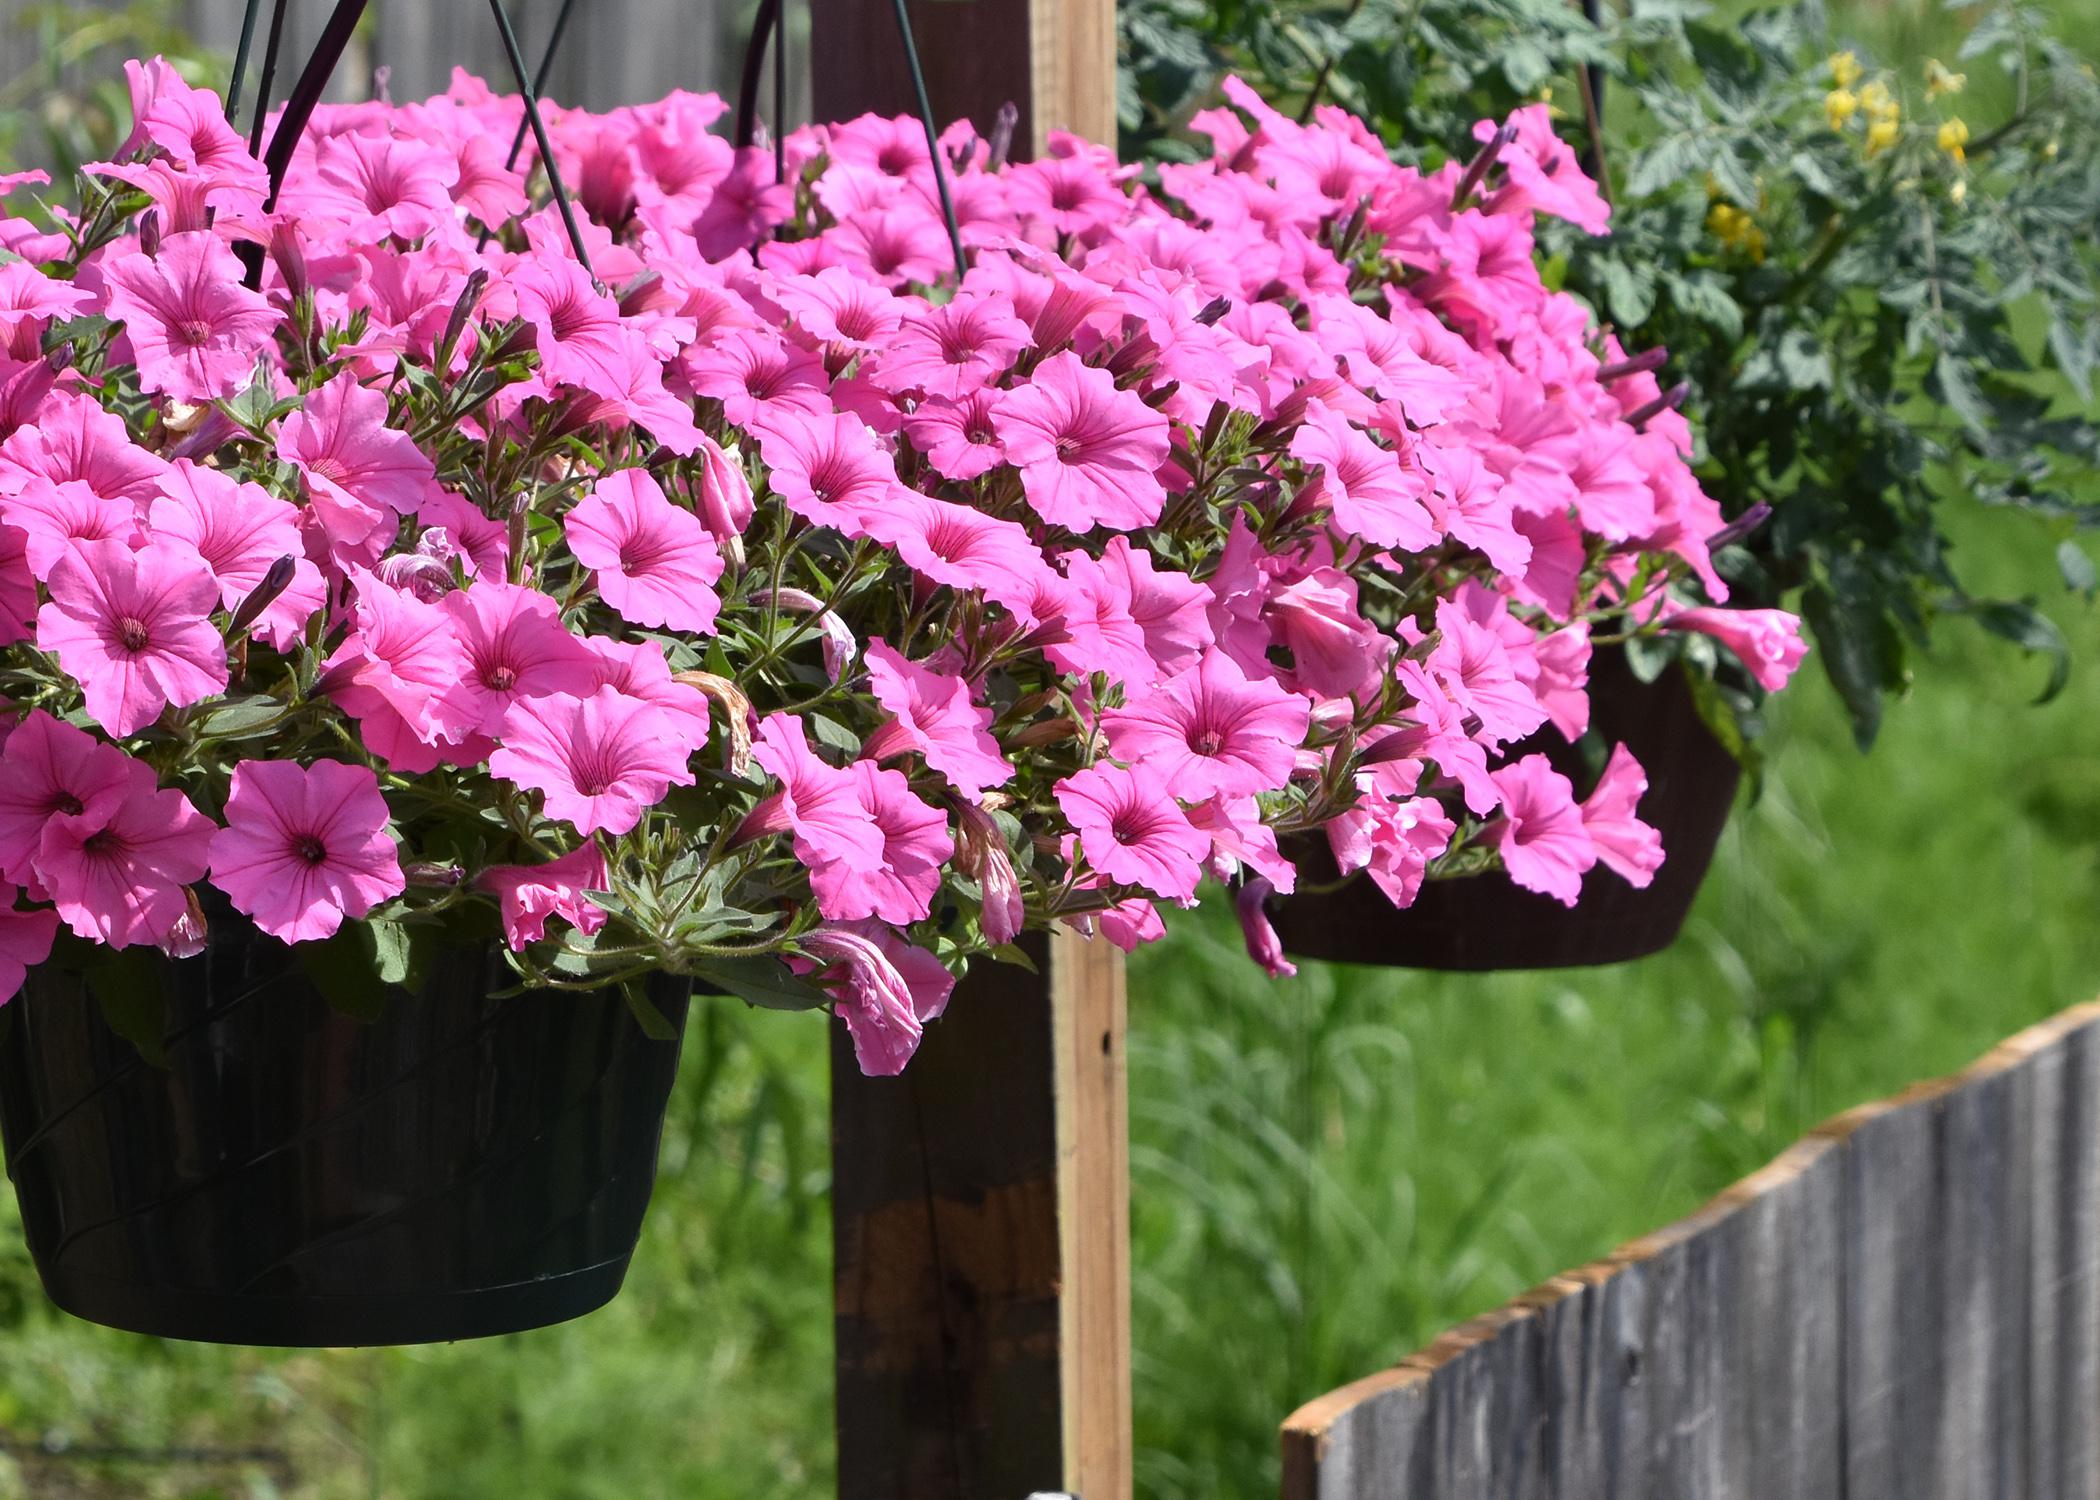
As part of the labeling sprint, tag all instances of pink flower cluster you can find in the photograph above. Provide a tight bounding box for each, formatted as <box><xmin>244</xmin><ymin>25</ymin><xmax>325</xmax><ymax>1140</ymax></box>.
<box><xmin>0</xmin><ymin>59</ymin><xmax>1802</xmax><ymax>1071</ymax></box>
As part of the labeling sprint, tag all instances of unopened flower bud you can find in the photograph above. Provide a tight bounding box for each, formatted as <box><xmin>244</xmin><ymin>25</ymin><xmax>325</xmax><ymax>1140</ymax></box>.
<box><xmin>269</xmin><ymin>220</ymin><xmax>309</xmax><ymax>303</ymax></box>
<box><xmin>1452</xmin><ymin>121</ymin><xmax>1518</xmax><ymax>208</ymax></box>
<box><xmin>441</xmin><ymin>269</ymin><xmax>491</xmax><ymax>365</ymax></box>
<box><xmin>1193</xmin><ymin>296</ymin><xmax>1232</xmax><ymax>327</ymax></box>
<box><xmin>955</xmin><ymin>801</ymin><xmax>1023</xmax><ymax>946</ymax></box>
<box><xmin>986</xmin><ymin>102</ymin><xmax>1019</xmax><ymax>172</ymax></box>
<box><xmin>691</xmin><ymin>434</ymin><xmax>755</xmax><ymax>544</ymax></box>
<box><xmin>403</xmin><ymin>861</ymin><xmax>464</xmax><ymax>888</ymax></box>
<box><xmin>1626</xmin><ymin>381</ymin><xmax>1690</xmax><ymax>431</ymax></box>
<box><xmin>1705</xmin><ymin>501</ymin><xmax>1773</xmax><ymax>551</ymax></box>
<box><xmin>137</xmin><ymin>209</ymin><xmax>161</xmax><ymax>258</ymax></box>
<box><xmin>1597</xmin><ymin>347</ymin><xmax>1668</xmax><ymax>383</ymax></box>
<box><xmin>1234</xmin><ymin>877</ymin><xmax>1295</xmax><ymax>978</ymax></box>
<box><xmin>229</xmin><ymin>555</ymin><xmax>298</xmax><ymax>634</ymax></box>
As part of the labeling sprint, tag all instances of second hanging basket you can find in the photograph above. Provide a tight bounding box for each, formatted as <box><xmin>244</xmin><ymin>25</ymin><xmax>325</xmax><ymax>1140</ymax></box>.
<box><xmin>1272</xmin><ymin>650</ymin><xmax>1742</xmax><ymax>971</ymax></box>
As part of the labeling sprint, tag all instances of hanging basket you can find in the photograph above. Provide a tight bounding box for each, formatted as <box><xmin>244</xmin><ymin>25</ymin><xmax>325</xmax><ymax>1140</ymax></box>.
<box><xmin>1273</xmin><ymin>651</ymin><xmax>1742</xmax><ymax>971</ymax></box>
<box><xmin>0</xmin><ymin>912</ymin><xmax>689</xmax><ymax>1347</ymax></box>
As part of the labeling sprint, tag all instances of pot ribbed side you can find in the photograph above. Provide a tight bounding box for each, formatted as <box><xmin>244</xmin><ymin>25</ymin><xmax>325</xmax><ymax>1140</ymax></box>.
<box><xmin>0</xmin><ymin>916</ymin><xmax>689</xmax><ymax>1346</ymax></box>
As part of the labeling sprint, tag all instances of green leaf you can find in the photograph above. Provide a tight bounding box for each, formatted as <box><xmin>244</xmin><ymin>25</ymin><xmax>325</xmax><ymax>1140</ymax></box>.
<box><xmin>86</xmin><ymin>946</ymin><xmax>167</xmax><ymax>1067</ymax></box>
<box><xmin>1970</xmin><ymin>599</ymin><xmax>2072</xmax><ymax>703</ymax></box>
<box><xmin>693</xmin><ymin>954</ymin><xmax>830</xmax><ymax>1012</ymax></box>
<box><xmin>1596</xmin><ymin>254</ymin><xmax>1658</xmax><ymax>327</ymax></box>
<box><xmin>1933</xmin><ymin>352</ymin><xmax>1992</xmax><ymax>439</ymax></box>
<box><xmin>196</xmin><ymin>696</ymin><xmax>286</xmax><ymax>740</ymax></box>
<box><xmin>1801</xmin><ymin>582</ymin><xmax>1887</xmax><ymax>749</ymax></box>
<box><xmin>2058</xmin><ymin>540</ymin><xmax>2097</xmax><ymax>598</ymax></box>
<box><xmin>295</xmin><ymin>926</ymin><xmax>393</xmax><ymax>1022</ymax></box>
<box><xmin>622</xmin><ymin>979</ymin><xmax>681</xmax><ymax>1040</ymax></box>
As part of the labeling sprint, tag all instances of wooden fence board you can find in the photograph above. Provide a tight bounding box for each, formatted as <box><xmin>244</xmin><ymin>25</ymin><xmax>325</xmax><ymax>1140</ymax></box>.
<box><xmin>1283</xmin><ymin>1001</ymin><xmax>2100</xmax><ymax>1500</ymax></box>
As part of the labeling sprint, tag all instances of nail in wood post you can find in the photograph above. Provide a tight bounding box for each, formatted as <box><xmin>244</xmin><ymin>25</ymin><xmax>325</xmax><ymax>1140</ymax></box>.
<box><xmin>813</xmin><ymin>8</ymin><xmax>1124</xmax><ymax>1491</ymax></box>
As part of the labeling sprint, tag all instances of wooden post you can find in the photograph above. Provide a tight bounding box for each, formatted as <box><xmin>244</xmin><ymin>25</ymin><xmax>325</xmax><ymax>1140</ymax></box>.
<box><xmin>808</xmin><ymin>0</ymin><xmax>1117</xmax><ymax>157</ymax></box>
<box><xmin>813</xmin><ymin>9</ymin><xmax>1126</xmax><ymax>1497</ymax></box>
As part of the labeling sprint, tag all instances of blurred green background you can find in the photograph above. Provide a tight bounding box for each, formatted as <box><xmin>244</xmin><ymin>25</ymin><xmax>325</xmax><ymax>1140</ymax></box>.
<box><xmin>2</xmin><ymin>0</ymin><xmax>2099</xmax><ymax>1496</ymax></box>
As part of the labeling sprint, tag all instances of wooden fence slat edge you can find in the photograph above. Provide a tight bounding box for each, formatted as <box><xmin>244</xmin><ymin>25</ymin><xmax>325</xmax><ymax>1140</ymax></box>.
<box><xmin>1280</xmin><ymin>996</ymin><xmax>2100</xmax><ymax>1500</ymax></box>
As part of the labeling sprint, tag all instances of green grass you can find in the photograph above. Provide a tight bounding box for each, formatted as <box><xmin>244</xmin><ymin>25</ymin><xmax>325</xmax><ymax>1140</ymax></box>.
<box><xmin>4</xmin><ymin>1</ymin><xmax>2100</xmax><ymax>1492</ymax></box>
<box><xmin>2</xmin><ymin>504</ymin><xmax>2094</xmax><ymax>1500</ymax></box>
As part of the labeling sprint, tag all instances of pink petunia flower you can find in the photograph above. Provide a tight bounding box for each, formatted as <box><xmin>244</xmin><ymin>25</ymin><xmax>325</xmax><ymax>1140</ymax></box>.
<box><xmin>774</xmin><ymin>266</ymin><xmax>907</xmax><ymax>357</ymax></box>
<box><xmin>0</xmin><ymin>887</ymin><xmax>58</xmax><ymax>1002</ymax></box>
<box><xmin>992</xmin><ymin>351</ymin><xmax>1169</xmax><ymax>532</ymax></box>
<box><xmin>860</xmin><ymin>638</ymin><xmax>1010</xmax><ymax>800</ymax></box>
<box><xmin>1099</xmin><ymin>537</ymin><xmax>1214</xmax><ymax>680</ymax></box>
<box><xmin>1428</xmin><ymin>595</ymin><xmax>1547</xmax><ymax>747</ymax></box>
<box><xmin>687</xmin><ymin>432</ymin><xmax>755</xmax><ymax>542</ymax></box>
<box><xmin>854</xmin><ymin>490</ymin><xmax>1050</xmax><ymax>615</ymax></box>
<box><xmin>1264</xmin><ymin>567</ymin><xmax>1391</xmax><ymax>701</ymax></box>
<box><xmin>1582</xmin><ymin>744</ymin><xmax>1665</xmax><ymax>888</ymax></box>
<box><xmin>754</xmin><ymin>409</ymin><xmax>900</xmax><ymax>530</ymax></box>
<box><xmin>37</xmin><ymin>539</ymin><xmax>227</xmax><ymax>736</ymax></box>
<box><xmin>0</xmin><ymin>263</ymin><xmax>91</xmax><ymax>362</ymax></box>
<box><xmin>809</xmin><ymin>761</ymin><xmax>953</xmax><ymax>925</ymax></box>
<box><xmin>478</xmin><ymin>843</ymin><xmax>611</xmax><ymax>951</ymax></box>
<box><xmin>903</xmin><ymin>390</ymin><xmax>1007</xmax><ymax>481</ymax></box>
<box><xmin>489</xmin><ymin>686</ymin><xmax>696</xmax><ymax>836</ymax></box>
<box><xmin>1055</xmin><ymin>761</ymin><xmax>1209</xmax><ymax>902</ymax></box>
<box><xmin>1234</xmin><ymin>877</ymin><xmax>1295</xmax><ymax>978</ymax></box>
<box><xmin>0</xmin><ymin>709</ymin><xmax>153</xmax><ymax>887</ymax></box>
<box><xmin>442</xmin><ymin>580</ymin><xmax>602</xmax><ymax>738</ymax></box>
<box><xmin>316</xmin><ymin>571</ymin><xmax>480</xmax><ymax>772</ymax></box>
<box><xmin>0</xmin><ymin>391</ymin><xmax>169</xmax><ymax>509</ymax></box>
<box><xmin>101</xmin><ymin>231</ymin><xmax>280</xmax><ymax>402</ymax></box>
<box><xmin>277</xmin><ymin>370</ymin><xmax>440</xmax><ymax>562</ymax></box>
<box><xmin>1289</xmin><ymin>402</ymin><xmax>1439</xmax><ymax>552</ymax></box>
<box><xmin>305</xmin><ymin>131</ymin><xmax>461</xmax><ymax>241</ymax></box>
<box><xmin>797</xmin><ymin>920</ymin><xmax>956</xmax><ymax>1076</ymax></box>
<box><xmin>209</xmin><ymin>759</ymin><xmax>405</xmax><ymax>942</ymax></box>
<box><xmin>35</xmin><ymin>774</ymin><xmax>213</xmax><ymax>948</ymax></box>
<box><xmin>870</xmin><ymin>295</ymin><xmax>1032</xmax><ymax>400</ymax></box>
<box><xmin>146</xmin><ymin>460</ymin><xmax>323</xmax><ymax>651</ymax></box>
<box><xmin>1101</xmin><ymin>649</ymin><xmax>1311</xmax><ymax>801</ymax></box>
<box><xmin>565</xmin><ymin>468</ymin><xmax>724</xmax><ymax>634</ymax></box>
<box><xmin>1664</xmin><ymin>606</ymin><xmax>1808</xmax><ymax>692</ymax></box>
<box><xmin>2</xmin><ymin>478</ymin><xmax>134</xmax><ymax>579</ymax></box>
<box><xmin>1486</xmin><ymin>754</ymin><xmax>1595</xmax><ymax>907</ymax></box>
<box><xmin>682</xmin><ymin>329</ymin><xmax>831</xmax><ymax>429</ymax></box>
<box><xmin>1326</xmin><ymin>794</ymin><xmax>1456</xmax><ymax>910</ymax></box>
<box><xmin>745</xmin><ymin>712</ymin><xmax>885</xmax><ymax>871</ymax></box>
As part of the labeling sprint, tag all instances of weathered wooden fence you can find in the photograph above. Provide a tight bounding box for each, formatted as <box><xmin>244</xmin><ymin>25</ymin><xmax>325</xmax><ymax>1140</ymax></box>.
<box><xmin>0</xmin><ymin>0</ymin><xmax>790</xmax><ymax>128</ymax></box>
<box><xmin>1283</xmin><ymin>1000</ymin><xmax>2100</xmax><ymax>1500</ymax></box>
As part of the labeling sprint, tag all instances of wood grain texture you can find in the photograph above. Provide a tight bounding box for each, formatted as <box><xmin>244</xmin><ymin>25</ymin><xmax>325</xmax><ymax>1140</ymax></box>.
<box><xmin>830</xmin><ymin>932</ymin><xmax>1065</xmax><ymax>1500</ymax></box>
<box><xmin>809</xmin><ymin>0</ymin><xmax>1117</xmax><ymax>155</ymax></box>
<box><xmin>1283</xmin><ymin>1000</ymin><xmax>2100</xmax><ymax>1500</ymax></box>
<box><xmin>1052</xmin><ymin>925</ymin><xmax>1132</xmax><ymax>1500</ymax></box>
<box><xmin>0</xmin><ymin>0</ymin><xmax>774</xmax><ymax>169</ymax></box>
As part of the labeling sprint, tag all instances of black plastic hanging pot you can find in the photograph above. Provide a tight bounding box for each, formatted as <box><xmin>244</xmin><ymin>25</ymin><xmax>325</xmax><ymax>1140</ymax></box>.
<box><xmin>1273</xmin><ymin>649</ymin><xmax>1742</xmax><ymax>971</ymax></box>
<box><xmin>0</xmin><ymin>909</ymin><xmax>689</xmax><ymax>1346</ymax></box>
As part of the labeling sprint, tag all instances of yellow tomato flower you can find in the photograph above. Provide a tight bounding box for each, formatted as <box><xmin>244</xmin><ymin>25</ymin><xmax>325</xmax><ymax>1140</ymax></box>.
<box><xmin>1705</xmin><ymin>203</ymin><xmax>1768</xmax><ymax>262</ymax></box>
<box><xmin>1859</xmin><ymin>80</ymin><xmax>1898</xmax><ymax>120</ymax></box>
<box><xmin>1866</xmin><ymin>117</ymin><xmax>1900</xmax><ymax>156</ymax></box>
<box><xmin>1925</xmin><ymin>59</ymin><xmax>1965</xmax><ymax>98</ymax></box>
<box><xmin>1938</xmin><ymin>116</ymin><xmax>1969</xmax><ymax>165</ymax></box>
<box><xmin>1829</xmin><ymin>50</ymin><xmax>1863</xmax><ymax>88</ymax></box>
<box><xmin>1949</xmin><ymin>178</ymin><xmax>1968</xmax><ymax>205</ymax></box>
<box><xmin>1826</xmin><ymin>88</ymin><xmax>1860</xmax><ymax>129</ymax></box>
